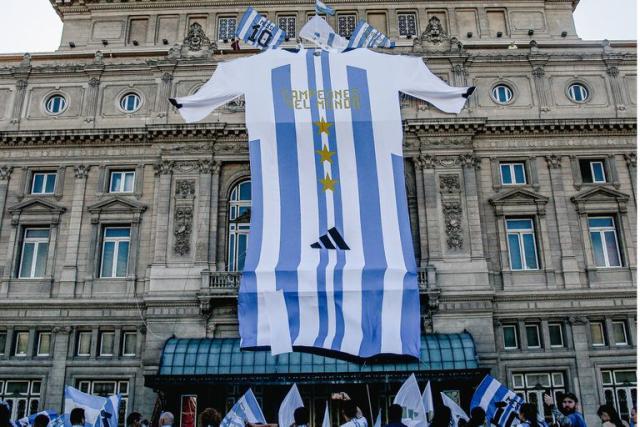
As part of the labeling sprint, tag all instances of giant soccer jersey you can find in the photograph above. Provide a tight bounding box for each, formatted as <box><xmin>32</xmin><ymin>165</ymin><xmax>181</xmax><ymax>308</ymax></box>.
<box><xmin>173</xmin><ymin>48</ymin><xmax>473</xmax><ymax>358</ymax></box>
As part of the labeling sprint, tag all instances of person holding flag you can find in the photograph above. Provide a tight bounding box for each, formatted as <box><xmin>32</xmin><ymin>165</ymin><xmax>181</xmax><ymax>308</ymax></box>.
<box><xmin>383</xmin><ymin>405</ymin><xmax>407</xmax><ymax>427</ymax></box>
<box><xmin>516</xmin><ymin>404</ymin><xmax>545</xmax><ymax>427</ymax></box>
<box><xmin>543</xmin><ymin>394</ymin><xmax>586</xmax><ymax>427</ymax></box>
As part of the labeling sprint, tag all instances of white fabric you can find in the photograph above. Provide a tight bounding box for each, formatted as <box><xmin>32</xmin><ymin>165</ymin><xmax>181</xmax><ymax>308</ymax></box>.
<box><xmin>322</xmin><ymin>403</ymin><xmax>331</xmax><ymax>427</ymax></box>
<box><xmin>439</xmin><ymin>393</ymin><xmax>469</xmax><ymax>427</ymax></box>
<box><xmin>300</xmin><ymin>16</ymin><xmax>348</xmax><ymax>51</ymax></box>
<box><xmin>421</xmin><ymin>381</ymin><xmax>434</xmax><ymax>422</ymax></box>
<box><xmin>279</xmin><ymin>384</ymin><xmax>304</xmax><ymax>427</ymax></box>
<box><xmin>393</xmin><ymin>374</ymin><xmax>428</xmax><ymax>427</ymax></box>
<box><xmin>373</xmin><ymin>410</ymin><xmax>382</xmax><ymax>427</ymax></box>
<box><xmin>340</xmin><ymin>417</ymin><xmax>368</xmax><ymax>427</ymax></box>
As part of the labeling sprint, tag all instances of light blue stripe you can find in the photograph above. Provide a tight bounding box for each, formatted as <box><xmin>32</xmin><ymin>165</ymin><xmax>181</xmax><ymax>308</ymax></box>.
<box><xmin>347</xmin><ymin>20</ymin><xmax>366</xmax><ymax>48</ymax></box>
<box><xmin>272</xmin><ymin>65</ymin><xmax>302</xmax><ymax>343</ymax></box>
<box><xmin>320</xmin><ymin>51</ymin><xmax>346</xmax><ymax>351</ymax></box>
<box><xmin>470</xmin><ymin>375</ymin><xmax>494</xmax><ymax>408</ymax></box>
<box><xmin>347</xmin><ymin>66</ymin><xmax>386</xmax><ymax>357</ymax></box>
<box><xmin>392</xmin><ymin>154</ymin><xmax>420</xmax><ymax>357</ymax></box>
<box><xmin>305</xmin><ymin>50</ymin><xmax>329</xmax><ymax>347</ymax></box>
<box><xmin>239</xmin><ymin>139</ymin><xmax>263</xmax><ymax>348</ymax></box>
<box><xmin>236</xmin><ymin>7</ymin><xmax>255</xmax><ymax>38</ymax></box>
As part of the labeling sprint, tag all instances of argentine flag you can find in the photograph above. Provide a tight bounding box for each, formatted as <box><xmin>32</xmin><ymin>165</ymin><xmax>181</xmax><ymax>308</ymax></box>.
<box><xmin>236</xmin><ymin>7</ymin><xmax>286</xmax><ymax>50</ymax></box>
<box><xmin>347</xmin><ymin>20</ymin><xmax>395</xmax><ymax>49</ymax></box>
<box><xmin>11</xmin><ymin>410</ymin><xmax>59</xmax><ymax>427</ymax></box>
<box><xmin>220</xmin><ymin>389</ymin><xmax>266</xmax><ymax>427</ymax></box>
<box><xmin>64</xmin><ymin>386</ymin><xmax>120</xmax><ymax>427</ymax></box>
<box><xmin>470</xmin><ymin>375</ymin><xmax>525</xmax><ymax>427</ymax></box>
<box><xmin>316</xmin><ymin>0</ymin><xmax>336</xmax><ymax>16</ymax></box>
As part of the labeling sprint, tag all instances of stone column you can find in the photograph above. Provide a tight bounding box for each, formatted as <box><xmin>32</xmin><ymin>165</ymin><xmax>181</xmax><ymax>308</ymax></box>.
<box><xmin>84</xmin><ymin>77</ymin><xmax>101</xmax><ymax>125</ymax></box>
<box><xmin>568</xmin><ymin>317</ymin><xmax>597</xmax><ymax>409</ymax></box>
<box><xmin>531</xmin><ymin>66</ymin><xmax>551</xmax><ymax>115</ymax></box>
<box><xmin>195</xmin><ymin>160</ymin><xmax>213</xmax><ymax>265</ymax></box>
<box><xmin>60</xmin><ymin>165</ymin><xmax>90</xmax><ymax>295</ymax></box>
<box><xmin>412</xmin><ymin>157</ymin><xmax>429</xmax><ymax>267</ymax></box>
<box><xmin>624</xmin><ymin>153</ymin><xmax>636</xmax><ymax>199</ymax></box>
<box><xmin>545</xmin><ymin>155</ymin><xmax>580</xmax><ymax>287</ymax></box>
<box><xmin>44</xmin><ymin>326</ymin><xmax>71</xmax><ymax>411</ymax></box>
<box><xmin>209</xmin><ymin>162</ymin><xmax>223</xmax><ymax>271</ymax></box>
<box><xmin>154</xmin><ymin>72</ymin><xmax>174</xmax><ymax>123</ymax></box>
<box><xmin>0</xmin><ymin>166</ymin><xmax>13</xmax><ymax>239</ymax></box>
<box><xmin>460</xmin><ymin>154</ymin><xmax>484</xmax><ymax>259</ymax></box>
<box><xmin>152</xmin><ymin>161</ymin><xmax>173</xmax><ymax>264</ymax></box>
<box><xmin>605</xmin><ymin>65</ymin><xmax>627</xmax><ymax>115</ymax></box>
<box><xmin>422</xmin><ymin>155</ymin><xmax>443</xmax><ymax>260</ymax></box>
<box><xmin>10</xmin><ymin>79</ymin><xmax>28</xmax><ymax>129</ymax></box>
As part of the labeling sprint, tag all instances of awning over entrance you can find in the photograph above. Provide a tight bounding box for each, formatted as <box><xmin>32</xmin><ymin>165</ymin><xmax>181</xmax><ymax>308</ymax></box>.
<box><xmin>157</xmin><ymin>333</ymin><xmax>478</xmax><ymax>378</ymax></box>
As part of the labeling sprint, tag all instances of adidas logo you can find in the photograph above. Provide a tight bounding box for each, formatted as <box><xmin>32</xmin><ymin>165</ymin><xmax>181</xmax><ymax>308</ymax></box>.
<box><xmin>310</xmin><ymin>227</ymin><xmax>350</xmax><ymax>250</ymax></box>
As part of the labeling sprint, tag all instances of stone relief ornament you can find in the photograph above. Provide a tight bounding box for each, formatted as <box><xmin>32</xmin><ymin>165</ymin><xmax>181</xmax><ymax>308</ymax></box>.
<box><xmin>439</xmin><ymin>174</ymin><xmax>461</xmax><ymax>194</ymax></box>
<box><xmin>174</xmin><ymin>206</ymin><xmax>193</xmax><ymax>256</ymax></box>
<box><xmin>422</xmin><ymin>16</ymin><xmax>447</xmax><ymax>44</ymax></box>
<box><xmin>442</xmin><ymin>201</ymin><xmax>463</xmax><ymax>250</ymax></box>
<box><xmin>175</xmin><ymin>179</ymin><xmax>196</xmax><ymax>198</ymax></box>
<box><xmin>184</xmin><ymin>23</ymin><xmax>213</xmax><ymax>52</ymax></box>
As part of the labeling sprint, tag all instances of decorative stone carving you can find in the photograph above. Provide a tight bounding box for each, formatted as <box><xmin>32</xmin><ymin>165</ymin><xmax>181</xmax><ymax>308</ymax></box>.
<box><xmin>624</xmin><ymin>153</ymin><xmax>636</xmax><ymax>168</ymax></box>
<box><xmin>0</xmin><ymin>166</ymin><xmax>13</xmax><ymax>181</ymax></box>
<box><xmin>442</xmin><ymin>201</ymin><xmax>463</xmax><ymax>250</ymax></box>
<box><xmin>223</xmin><ymin>97</ymin><xmax>246</xmax><ymax>113</ymax></box>
<box><xmin>168</xmin><ymin>44</ymin><xmax>181</xmax><ymax>60</ymax></box>
<box><xmin>88</xmin><ymin>77</ymin><xmax>100</xmax><ymax>87</ymax></box>
<box><xmin>459</xmin><ymin>153</ymin><xmax>479</xmax><ymax>169</ymax></box>
<box><xmin>175</xmin><ymin>179</ymin><xmax>196</xmax><ymax>198</ymax></box>
<box><xmin>198</xmin><ymin>159</ymin><xmax>221</xmax><ymax>174</ymax></box>
<box><xmin>532</xmin><ymin>66</ymin><xmax>545</xmax><ymax>78</ymax></box>
<box><xmin>420</xmin><ymin>154</ymin><xmax>436</xmax><ymax>169</ymax></box>
<box><xmin>74</xmin><ymin>165</ymin><xmax>90</xmax><ymax>179</ymax></box>
<box><xmin>607</xmin><ymin>66</ymin><xmax>620</xmax><ymax>77</ymax></box>
<box><xmin>16</xmin><ymin>80</ymin><xmax>28</xmax><ymax>90</ymax></box>
<box><xmin>94</xmin><ymin>50</ymin><xmax>104</xmax><ymax>64</ymax></box>
<box><xmin>161</xmin><ymin>72</ymin><xmax>173</xmax><ymax>83</ymax></box>
<box><xmin>546</xmin><ymin>155</ymin><xmax>562</xmax><ymax>169</ymax></box>
<box><xmin>439</xmin><ymin>174</ymin><xmax>461</xmax><ymax>194</ymax></box>
<box><xmin>154</xmin><ymin>160</ymin><xmax>174</xmax><ymax>176</ymax></box>
<box><xmin>21</xmin><ymin>53</ymin><xmax>32</xmax><ymax>68</ymax></box>
<box><xmin>421</xmin><ymin>16</ymin><xmax>447</xmax><ymax>44</ymax></box>
<box><xmin>174</xmin><ymin>205</ymin><xmax>193</xmax><ymax>256</ymax></box>
<box><xmin>184</xmin><ymin>23</ymin><xmax>212</xmax><ymax>52</ymax></box>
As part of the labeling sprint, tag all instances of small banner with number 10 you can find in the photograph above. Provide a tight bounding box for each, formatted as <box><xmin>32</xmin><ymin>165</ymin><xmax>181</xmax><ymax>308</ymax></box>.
<box><xmin>237</xmin><ymin>7</ymin><xmax>286</xmax><ymax>49</ymax></box>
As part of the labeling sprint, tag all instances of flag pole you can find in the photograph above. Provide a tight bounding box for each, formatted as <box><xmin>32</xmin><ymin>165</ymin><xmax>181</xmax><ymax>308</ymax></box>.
<box><xmin>365</xmin><ymin>384</ymin><xmax>375</xmax><ymax>426</ymax></box>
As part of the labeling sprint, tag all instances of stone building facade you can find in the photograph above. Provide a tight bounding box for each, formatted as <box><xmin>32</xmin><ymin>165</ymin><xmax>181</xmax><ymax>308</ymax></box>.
<box><xmin>0</xmin><ymin>1</ymin><xmax>636</xmax><ymax>426</ymax></box>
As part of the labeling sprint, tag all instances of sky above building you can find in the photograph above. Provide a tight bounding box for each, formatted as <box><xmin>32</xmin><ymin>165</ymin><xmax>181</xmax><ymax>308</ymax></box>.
<box><xmin>0</xmin><ymin>0</ymin><xmax>636</xmax><ymax>53</ymax></box>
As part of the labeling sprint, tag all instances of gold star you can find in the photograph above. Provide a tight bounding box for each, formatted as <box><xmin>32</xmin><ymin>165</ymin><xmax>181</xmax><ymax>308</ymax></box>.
<box><xmin>319</xmin><ymin>173</ymin><xmax>337</xmax><ymax>192</ymax></box>
<box><xmin>316</xmin><ymin>145</ymin><xmax>335</xmax><ymax>163</ymax></box>
<box><xmin>314</xmin><ymin>118</ymin><xmax>333</xmax><ymax>135</ymax></box>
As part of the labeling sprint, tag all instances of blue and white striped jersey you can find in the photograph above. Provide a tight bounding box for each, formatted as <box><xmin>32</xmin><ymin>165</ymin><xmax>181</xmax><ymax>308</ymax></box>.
<box><xmin>173</xmin><ymin>48</ymin><xmax>473</xmax><ymax>358</ymax></box>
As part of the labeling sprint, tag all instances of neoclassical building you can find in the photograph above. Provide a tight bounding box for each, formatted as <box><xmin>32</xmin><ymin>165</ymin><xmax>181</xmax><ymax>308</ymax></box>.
<box><xmin>0</xmin><ymin>1</ymin><xmax>635</xmax><ymax>426</ymax></box>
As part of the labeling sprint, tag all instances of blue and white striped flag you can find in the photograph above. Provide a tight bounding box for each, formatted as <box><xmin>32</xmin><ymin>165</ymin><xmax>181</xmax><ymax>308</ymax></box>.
<box><xmin>12</xmin><ymin>410</ymin><xmax>59</xmax><ymax>427</ymax></box>
<box><xmin>220</xmin><ymin>389</ymin><xmax>266</xmax><ymax>427</ymax></box>
<box><xmin>63</xmin><ymin>386</ymin><xmax>120</xmax><ymax>427</ymax></box>
<box><xmin>315</xmin><ymin>0</ymin><xmax>335</xmax><ymax>16</ymax></box>
<box><xmin>470</xmin><ymin>375</ymin><xmax>525</xmax><ymax>427</ymax></box>
<box><xmin>236</xmin><ymin>7</ymin><xmax>285</xmax><ymax>50</ymax></box>
<box><xmin>347</xmin><ymin>20</ymin><xmax>395</xmax><ymax>49</ymax></box>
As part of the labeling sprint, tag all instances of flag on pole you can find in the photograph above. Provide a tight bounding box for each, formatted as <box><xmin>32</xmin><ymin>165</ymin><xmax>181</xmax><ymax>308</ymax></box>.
<box><xmin>440</xmin><ymin>393</ymin><xmax>469</xmax><ymax>427</ymax></box>
<box><xmin>236</xmin><ymin>7</ymin><xmax>286</xmax><ymax>50</ymax></box>
<box><xmin>393</xmin><ymin>374</ymin><xmax>428</xmax><ymax>427</ymax></box>
<box><xmin>220</xmin><ymin>389</ymin><xmax>267</xmax><ymax>427</ymax></box>
<box><xmin>315</xmin><ymin>0</ymin><xmax>336</xmax><ymax>16</ymax></box>
<box><xmin>347</xmin><ymin>20</ymin><xmax>395</xmax><ymax>49</ymax></box>
<box><xmin>421</xmin><ymin>381</ymin><xmax>434</xmax><ymax>423</ymax></box>
<box><xmin>299</xmin><ymin>15</ymin><xmax>348</xmax><ymax>51</ymax></box>
<box><xmin>470</xmin><ymin>375</ymin><xmax>524</xmax><ymax>427</ymax></box>
<box><xmin>63</xmin><ymin>386</ymin><xmax>120</xmax><ymax>427</ymax></box>
<box><xmin>11</xmin><ymin>410</ymin><xmax>59</xmax><ymax>427</ymax></box>
<box><xmin>279</xmin><ymin>384</ymin><xmax>304</xmax><ymax>427</ymax></box>
<box><xmin>322</xmin><ymin>403</ymin><xmax>331</xmax><ymax>427</ymax></box>
<box><xmin>372</xmin><ymin>410</ymin><xmax>381</xmax><ymax>427</ymax></box>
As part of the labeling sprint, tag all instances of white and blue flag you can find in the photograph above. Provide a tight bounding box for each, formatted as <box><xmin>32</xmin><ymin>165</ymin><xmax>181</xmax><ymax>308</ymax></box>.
<box><xmin>394</xmin><ymin>374</ymin><xmax>427</xmax><ymax>427</ymax></box>
<box><xmin>236</xmin><ymin>7</ymin><xmax>285</xmax><ymax>50</ymax></box>
<box><xmin>279</xmin><ymin>385</ymin><xmax>304</xmax><ymax>427</ymax></box>
<box><xmin>220</xmin><ymin>389</ymin><xmax>266</xmax><ymax>427</ymax></box>
<box><xmin>347</xmin><ymin>20</ymin><xmax>395</xmax><ymax>49</ymax></box>
<box><xmin>315</xmin><ymin>0</ymin><xmax>336</xmax><ymax>16</ymax></box>
<box><xmin>440</xmin><ymin>393</ymin><xmax>469</xmax><ymax>427</ymax></box>
<box><xmin>172</xmin><ymin>48</ymin><xmax>474</xmax><ymax>358</ymax></box>
<box><xmin>300</xmin><ymin>16</ymin><xmax>348</xmax><ymax>51</ymax></box>
<box><xmin>64</xmin><ymin>386</ymin><xmax>120</xmax><ymax>427</ymax></box>
<box><xmin>470</xmin><ymin>375</ymin><xmax>525</xmax><ymax>427</ymax></box>
<box><xmin>11</xmin><ymin>410</ymin><xmax>59</xmax><ymax>427</ymax></box>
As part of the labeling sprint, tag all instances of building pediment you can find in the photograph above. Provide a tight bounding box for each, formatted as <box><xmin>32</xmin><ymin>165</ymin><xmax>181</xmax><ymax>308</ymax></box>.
<box><xmin>87</xmin><ymin>196</ymin><xmax>147</xmax><ymax>215</ymax></box>
<box><xmin>489</xmin><ymin>188</ymin><xmax>548</xmax><ymax>216</ymax></box>
<box><xmin>571</xmin><ymin>186</ymin><xmax>630</xmax><ymax>214</ymax></box>
<box><xmin>8</xmin><ymin>198</ymin><xmax>66</xmax><ymax>215</ymax></box>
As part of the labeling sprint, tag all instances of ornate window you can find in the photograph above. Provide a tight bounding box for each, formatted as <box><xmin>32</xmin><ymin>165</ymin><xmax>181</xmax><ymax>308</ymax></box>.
<box><xmin>99</xmin><ymin>331</ymin><xmax>115</xmax><ymax>356</ymax></box>
<box><xmin>398</xmin><ymin>12</ymin><xmax>417</xmax><ymax>37</ymax></box>
<box><xmin>44</xmin><ymin>94</ymin><xmax>67</xmax><ymax>115</ymax></box>
<box><xmin>278</xmin><ymin>16</ymin><xmax>296</xmax><ymax>39</ymax></box>
<box><xmin>500</xmin><ymin>162</ymin><xmax>527</xmax><ymax>185</ymax></box>
<box><xmin>512</xmin><ymin>372</ymin><xmax>566</xmax><ymax>424</ymax></box>
<box><xmin>525</xmin><ymin>324</ymin><xmax>541</xmax><ymax>348</ymax></box>
<box><xmin>31</xmin><ymin>172</ymin><xmax>57</xmax><ymax>195</ymax></box>
<box><xmin>338</xmin><ymin>14</ymin><xmax>357</xmax><ymax>38</ymax></box>
<box><xmin>568</xmin><ymin>83</ymin><xmax>589</xmax><ymax>103</ymax></box>
<box><xmin>506</xmin><ymin>218</ymin><xmax>539</xmax><ymax>270</ymax></box>
<box><xmin>612</xmin><ymin>320</ymin><xmax>629</xmax><ymax>345</ymax></box>
<box><xmin>0</xmin><ymin>379</ymin><xmax>42</xmax><ymax>420</ymax></box>
<box><xmin>580</xmin><ymin>159</ymin><xmax>607</xmax><ymax>183</ymax></box>
<box><xmin>228</xmin><ymin>180</ymin><xmax>251</xmax><ymax>272</ymax></box>
<box><xmin>590</xmin><ymin>321</ymin><xmax>606</xmax><ymax>346</ymax></box>
<box><xmin>502</xmin><ymin>324</ymin><xmax>519</xmax><ymax>350</ymax></box>
<box><xmin>491</xmin><ymin>84</ymin><xmax>513</xmax><ymax>104</ymax></box>
<box><xmin>76</xmin><ymin>331</ymin><xmax>92</xmax><ymax>356</ymax></box>
<box><xmin>601</xmin><ymin>369</ymin><xmax>637</xmax><ymax>422</ymax></box>
<box><xmin>218</xmin><ymin>17</ymin><xmax>237</xmax><ymax>40</ymax></box>
<box><xmin>13</xmin><ymin>331</ymin><xmax>29</xmax><ymax>357</ymax></box>
<box><xmin>588</xmin><ymin>216</ymin><xmax>622</xmax><ymax>268</ymax></box>
<box><xmin>548</xmin><ymin>323</ymin><xmax>565</xmax><ymax>347</ymax></box>
<box><xmin>109</xmin><ymin>171</ymin><xmax>135</xmax><ymax>193</ymax></box>
<box><xmin>100</xmin><ymin>227</ymin><xmax>131</xmax><ymax>278</ymax></box>
<box><xmin>121</xmin><ymin>332</ymin><xmax>137</xmax><ymax>356</ymax></box>
<box><xmin>18</xmin><ymin>228</ymin><xmax>50</xmax><ymax>279</ymax></box>
<box><xmin>36</xmin><ymin>332</ymin><xmax>51</xmax><ymax>357</ymax></box>
<box><xmin>119</xmin><ymin>93</ymin><xmax>141</xmax><ymax>113</ymax></box>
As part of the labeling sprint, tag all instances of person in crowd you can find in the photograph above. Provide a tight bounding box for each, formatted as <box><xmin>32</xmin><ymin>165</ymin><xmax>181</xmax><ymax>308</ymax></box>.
<box><xmin>543</xmin><ymin>393</ymin><xmax>586</xmax><ymax>427</ymax></box>
<box><xmin>631</xmin><ymin>407</ymin><xmax>637</xmax><ymax>427</ymax></box>
<box><xmin>516</xmin><ymin>403</ymin><xmax>541</xmax><ymax>427</ymax></box>
<box><xmin>458</xmin><ymin>407</ymin><xmax>486</xmax><ymax>427</ymax></box>
<box><xmin>231</xmin><ymin>38</ymin><xmax>240</xmax><ymax>51</ymax></box>
<box><xmin>597</xmin><ymin>405</ymin><xmax>629</xmax><ymax>427</ymax></box>
<box><xmin>70</xmin><ymin>408</ymin><xmax>86</xmax><ymax>427</ymax></box>
<box><xmin>340</xmin><ymin>400</ymin><xmax>368</xmax><ymax>427</ymax></box>
<box><xmin>0</xmin><ymin>401</ymin><xmax>11</xmax><ymax>427</ymax></box>
<box><xmin>430</xmin><ymin>405</ymin><xmax>451</xmax><ymax>427</ymax></box>
<box><xmin>383</xmin><ymin>404</ymin><xmax>407</xmax><ymax>427</ymax></box>
<box><xmin>33</xmin><ymin>414</ymin><xmax>51</xmax><ymax>427</ymax></box>
<box><xmin>159</xmin><ymin>412</ymin><xmax>174</xmax><ymax>427</ymax></box>
<box><xmin>127</xmin><ymin>412</ymin><xmax>143</xmax><ymax>427</ymax></box>
<box><xmin>199</xmin><ymin>408</ymin><xmax>222</xmax><ymax>427</ymax></box>
<box><xmin>292</xmin><ymin>407</ymin><xmax>309</xmax><ymax>427</ymax></box>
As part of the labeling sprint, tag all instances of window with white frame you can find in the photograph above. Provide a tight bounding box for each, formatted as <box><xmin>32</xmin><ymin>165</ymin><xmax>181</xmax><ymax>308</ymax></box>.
<box><xmin>19</xmin><ymin>228</ymin><xmax>50</xmax><ymax>279</ymax></box>
<box><xmin>119</xmin><ymin>93</ymin><xmax>141</xmax><ymax>113</ymax></box>
<box><xmin>506</xmin><ymin>218</ymin><xmax>539</xmax><ymax>270</ymax></box>
<box><xmin>100</xmin><ymin>227</ymin><xmax>131</xmax><ymax>278</ymax></box>
<box><xmin>77</xmin><ymin>380</ymin><xmax>129</xmax><ymax>427</ymax></box>
<box><xmin>525</xmin><ymin>324</ymin><xmax>542</xmax><ymax>349</ymax></box>
<box><xmin>0</xmin><ymin>331</ymin><xmax>6</xmax><ymax>355</ymax></box>
<box><xmin>228</xmin><ymin>181</ymin><xmax>251</xmax><ymax>272</ymax></box>
<box><xmin>579</xmin><ymin>159</ymin><xmax>607</xmax><ymax>183</ymax></box>
<box><xmin>99</xmin><ymin>331</ymin><xmax>115</xmax><ymax>356</ymax></box>
<box><xmin>588</xmin><ymin>217</ymin><xmax>622</xmax><ymax>268</ymax></box>
<box><xmin>36</xmin><ymin>332</ymin><xmax>51</xmax><ymax>357</ymax></box>
<box><xmin>500</xmin><ymin>162</ymin><xmax>527</xmax><ymax>185</ymax></box>
<box><xmin>492</xmin><ymin>84</ymin><xmax>513</xmax><ymax>104</ymax></box>
<box><xmin>548</xmin><ymin>323</ymin><xmax>564</xmax><ymax>348</ymax></box>
<box><xmin>121</xmin><ymin>332</ymin><xmax>136</xmax><ymax>356</ymax></box>
<box><xmin>14</xmin><ymin>332</ymin><xmax>29</xmax><ymax>357</ymax></box>
<box><xmin>278</xmin><ymin>16</ymin><xmax>296</xmax><ymax>39</ymax></box>
<box><xmin>45</xmin><ymin>94</ymin><xmax>67</xmax><ymax>115</ymax></box>
<box><xmin>31</xmin><ymin>173</ymin><xmax>56</xmax><ymax>195</ymax></box>
<box><xmin>218</xmin><ymin>17</ymin><xmax>237</xmax><ymax>40</ymax></box>
<box><xmin>590</xmin><ymin>321</ymin><xmax>606</xmax><ymax>346</ymax></box>
<box><xmin>76</xmin><ymin>331</ymin><xmax>92</xmax><ymax>356</ymax></box>
<box><xmin>398</xmin><ymin>12</ymin><xmax>418</xmax><ymax>37</ymax></box>
<box><xmin>568</xmin><ymin>83</ymin><xmax>589</xmax><ymax>103</ymax></box>
<box><xmin>512</xmin><ymin>372</ymin><xmax>566</xmax><ymax>424</ymax></box>
<box><xmin>602</xmin><ymin>369</ymin><xmax>637</xmax><ymax>422</ymax></box>
<box><xmin>503</xmin><ymin>324</ymin><xmax>519</xmax><ymax>349</ymax></box>
<box><xmin>0</xmin><ymin>380</ymin><xmax>42</xmax><ymax>420</ymax></box>
<box><xmin>109</xmin><ymin>171</ymin><xmax>135</xmax><ymax>193</ymax></box>
<box><xmin>612</xmin><ymin>321</ymin><xmax>629</xmax><ymax>346</ymax></box>
<box><xmin>338</xmin><ymin>14</ymin><xmax>357</xmax><ymax>38</ymax></box>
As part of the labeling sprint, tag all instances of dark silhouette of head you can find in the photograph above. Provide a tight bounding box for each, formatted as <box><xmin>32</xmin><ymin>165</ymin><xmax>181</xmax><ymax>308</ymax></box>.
<box><xmin>388</xmin><ymin>404</ymin><xmax>403</xmax><ymax>423</ymax></box>
<box><xmin>342</xmin><ymin>401</ymin><xmax>359</xmax><ymax>419</ymax></box>
<box><xmin>198</xmin><ymin>408</ymin><xmax>222</xmax><ymax>427</ymax></box>
<box><xmin>598</xmin><ymin>405</ymin><xmax>625</xmax><ymax>427</ymax></box>
<box><xmin>468</xmin><ymin>407</ymin><xmax>486</xmax><ymax>427</ymax></box>
<box><xmin>294</xmin><ymin>407</ymin><xmax>309</xmax><ymax>426</ymax></box>
<box><xmin>519</xmin><ymin>403</ymin><xmax>539</xmax><ymax>427</ymax></box>
<box><xmin>70</xmin><ymin>408</ymin><xmax>86</xmax><ymax>426</ymax></box>
<box><xmin>126</xmin><ymin>412</ymin><xmax>142</xmax><ymax>427</ymax></box>
<box><xmin>33</xmin><ymin>414</ymin><xmax>50</xmax><ymax>427</ymax></box>
<box><xmin>0</xmin><ymin>402</ymin><xmax>11</xmax><ymax>427</ymax></box>
<box><xmin>431</xmin><ymin>405</ymin><xmax>451</xmax><ymax>427</ymax></box>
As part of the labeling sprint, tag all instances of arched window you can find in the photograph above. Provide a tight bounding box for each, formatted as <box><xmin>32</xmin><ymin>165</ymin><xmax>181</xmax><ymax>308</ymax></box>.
<box><xmin>45</xmin><ymin>94</ymin><xmax>67</xmax><ymax>114</ymax></box>
<box><xmin>491</xmin><ymin>84</ymin><xmax>514</xmax><ymax>104</ymax></box>
<box><xmin>119</xmin><ymin>92</ymin><xmax>141</xmax><ymax>112</ymax></box>
<box><xmin>568</xmin><ymin>83</ymin><xmax>589</xmax><ymax>103</ymax></box>
<box><xmin>228</xmin><ymin>180</ymin><xmax>251</xmax><ymax>271</ymax></box>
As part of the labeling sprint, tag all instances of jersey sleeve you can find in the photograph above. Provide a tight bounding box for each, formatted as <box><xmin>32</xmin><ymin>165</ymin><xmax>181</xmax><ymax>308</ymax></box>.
<box><xmin>171</xmin><ymin>59</ymin><xmax>245</xmax><ymax>123</ymax></box>
<box><xmin>396</xmin><ymin>56</ymin><xmax>475</xmax><ymax>114</ymax></box>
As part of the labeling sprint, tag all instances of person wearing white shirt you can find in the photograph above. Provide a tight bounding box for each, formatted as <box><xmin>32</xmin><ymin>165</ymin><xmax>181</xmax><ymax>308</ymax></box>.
<box><xmin>340</xmin><ymin>401</ymin><xmax>368</xmax><ymax>427</ymax></box>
